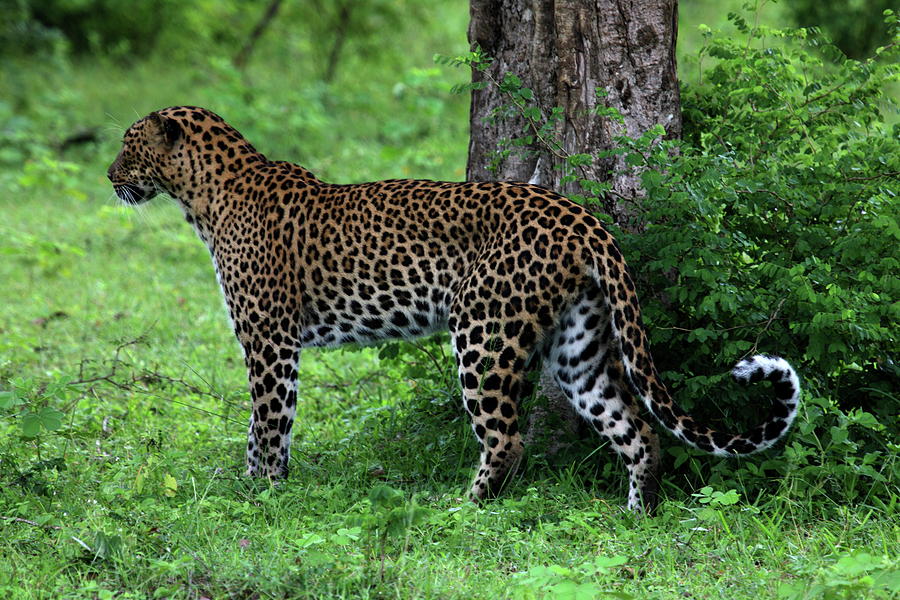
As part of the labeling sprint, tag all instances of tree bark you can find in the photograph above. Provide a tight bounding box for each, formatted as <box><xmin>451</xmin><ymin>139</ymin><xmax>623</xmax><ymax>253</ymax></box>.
<box><xmin>467</xmin><ymin>0</ymin><xmax>680</xmax><ymax>226</ymax></box>
<box><xmin>466</xmin><ymin>0</ymin><xmax>681</xmax><ymax>443</ymax></box>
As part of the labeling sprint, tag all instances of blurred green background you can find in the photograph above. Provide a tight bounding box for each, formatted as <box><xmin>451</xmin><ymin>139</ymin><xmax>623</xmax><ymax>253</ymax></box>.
<box><xmin>1</xmin><ymin>0</ymin><xmax>894</xmax><ymax>183</ymax></box>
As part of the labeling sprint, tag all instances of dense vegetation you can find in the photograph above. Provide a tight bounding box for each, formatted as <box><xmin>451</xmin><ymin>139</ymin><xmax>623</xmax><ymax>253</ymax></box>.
<box><xmin>1</xmin><ymin>1</ymin><xmax>897</xmax><ymax>598</ymax></box>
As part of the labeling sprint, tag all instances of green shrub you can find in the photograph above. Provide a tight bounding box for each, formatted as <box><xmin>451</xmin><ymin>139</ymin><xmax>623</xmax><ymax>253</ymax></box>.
<box><xmin>786</xmin><ymin>0</ymin><xmax>896</xmax><ymax>59</ymax></box>
<box><xmin>632</xmin><ymin>11</ymin><xmax>898</xmax><ymax>504</ymax></box>
<box><xmin>630</xmin><ymin>12</ymin><xmax>898</xmax><ymax>415</ymax></box>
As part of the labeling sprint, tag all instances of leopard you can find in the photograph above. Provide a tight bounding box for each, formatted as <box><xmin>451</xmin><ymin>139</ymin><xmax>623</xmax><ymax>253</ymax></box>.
<box><xmin>107</xmin><ymin>106</ymin><xmax>801</xmax><ymax>511</ymax></box>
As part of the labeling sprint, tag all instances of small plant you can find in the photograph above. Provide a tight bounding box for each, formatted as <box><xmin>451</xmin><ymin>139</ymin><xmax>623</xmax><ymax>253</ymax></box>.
<box><xmin>512</xmin><ymin>555</ymin><xmax>634</xmax><ymax>600</ymax></box>
<box><xmin>353</xmin><ymin>485</ymin><xmax>430</xmax><ymax>581</ymax></box>
<box><xmin>132</xmin><ymin>456</ymin><xmax>180</xmax><ymax>500</ymax></box>
<box><xmin>691</xmin><ymin>486</ymin><xmax>741</xmax><ymax>507</ymax></box>
<box><xmin>0</xmin><ymin>378</ymin><xmax>67</xmax><ymax>445</ymax></box>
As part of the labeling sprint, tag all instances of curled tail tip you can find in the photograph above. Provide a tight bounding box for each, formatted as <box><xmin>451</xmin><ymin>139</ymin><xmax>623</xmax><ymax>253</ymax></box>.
<box><xmin>645</xmin><ymin>354</ymin><xmax>802</xmax><ymax>458</ymax></box>
<box><xmin>732</xmin><ymin>354</ymin><xmax>798</xmax><ymax>389</ymax></box>
<box><xmin>731</xmin><ymin>353</ymin><xmax>801</xmax><ymax>425</ymax></box>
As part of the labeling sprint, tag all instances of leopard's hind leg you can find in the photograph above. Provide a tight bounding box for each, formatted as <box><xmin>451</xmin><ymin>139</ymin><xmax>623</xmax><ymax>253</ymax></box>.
<box><xmin>544</xmin><ymin>284</ymin><xmax>660</xmax><ymax>512</ymax></box>
<box><xmin>449</xmin><ymin>279</ymin><xmax>555</xmax><ymax>501</ymax></box>
<box><xmin>450</xmin><ymin>321</ymin><xmax>534</xmax><ymax>500</ymax></box>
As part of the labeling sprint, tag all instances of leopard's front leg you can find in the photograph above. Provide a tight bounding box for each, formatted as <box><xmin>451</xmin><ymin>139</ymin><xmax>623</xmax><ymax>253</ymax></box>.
<box><xmin>242</xmin><ymin>336</ymin><xmax>300</xmax><ymax>479</ymax></box>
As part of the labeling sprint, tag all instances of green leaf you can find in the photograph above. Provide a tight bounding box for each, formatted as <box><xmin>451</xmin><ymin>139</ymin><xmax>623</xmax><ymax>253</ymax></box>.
<box><xmin>330</xmin><ymin>527</ymin><xmax>361</xmax><ymax>546</ymax></box>
<box><xmin>593</xmin><ymin>555</ymin><xmax>628</xmax><ymax>570</ymax></box>
<box><xmin>92</xmin><ymin>532</ymin><xmax>122</xmax><ymax>559</ymax></box>
<box><xmin>378</xmin><ymin>343</ymin><xmax>400</xmax><ymax>360</ymax></box>
<box><xmin>830</xmin><ymin>426</ymin><xmax>849</xmax><ymax>445</ymax></box>
<box><xmin>298</xmin><ymin>533</ymin><xmax>325</xmax><ymax>548</ymax></box>
<box><xmin>21</xmin><ymin>411</ymin><xmax>41</xmax><ymax>438</ymax></box>
<box><xmin>162</xmin><ymin>473</ymin><xmax>177</xmax><ymax>497</ymax></box>
<box><xmin>0</xmin><ymin>390</ymin><xmax>23</xmax><ymax>409</ymax></box>
<box><xmin>37</xmin><ymin>406</ymin><xmax>64</xmax><ymax>432</ymax></box>
<box><xmin>502</xmin><ymin>72</ymin><xmax>522</xmax><ymax>89</ymax></box>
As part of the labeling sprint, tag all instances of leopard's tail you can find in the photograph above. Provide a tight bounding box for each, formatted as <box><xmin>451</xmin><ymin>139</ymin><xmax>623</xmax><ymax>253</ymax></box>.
<box><xmin>589</xmin><ymin>257</ymin><xmax>801</xmax><ymax>456</ymax></box>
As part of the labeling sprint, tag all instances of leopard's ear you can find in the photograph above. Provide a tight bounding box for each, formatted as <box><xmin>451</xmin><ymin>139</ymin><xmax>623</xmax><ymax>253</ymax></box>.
<box><xmin>147</xmin><ymin>111</ymin><xmax>182</xmax><ymax>148</ymax></box>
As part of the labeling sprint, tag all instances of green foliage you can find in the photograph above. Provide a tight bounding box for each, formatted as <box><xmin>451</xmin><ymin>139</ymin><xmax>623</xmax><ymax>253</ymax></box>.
<box><xmin>786</xmin><ymin>0</ymin><xmax>896</xmax><ymax>59</ymax></box>
<box><xmin>778</xmin><ymin>551</ymin><xmax>900</xmax><ymax>600</ymax></box>
<box><xmin>348</xmin><ymin>485</ymin><xmax>430</xmax><ymax>580</ymax></box>
<box><xmin>0</xmin><ymin>0</ymin><xmax>66</xmax><ymax>55</ymax></box>
<box><xmin>2</xmin><ymin>0</ymin><xmax>446</xmax><ymax>83</ymax></box>
<box><xmin>0</xmin><ymin>1</ymin><xmax>897</xmax><ymax>597</ymax></box>
<box><xmin>440</xmin><ymin>46</ymin><xmax>569</xmax><ymax>174</ymax></box>
<box><xmin>1</xmin><ymin>378</ymin><xmax>67</xmax><ymax>440</ymax></box>
<box><xmin>512</xmin><ymin>555</ymin><xmax>634</xmax><ymax>600</ymax></box>
<box><xmin>691</xmin><ymin>486</ymin><xmax>741</xmax><ymax>506</ymax></box>
<box><xmin>359</xmin><ymin>484</ymin><xmax>430</xmax><ymax>544</ymax></box>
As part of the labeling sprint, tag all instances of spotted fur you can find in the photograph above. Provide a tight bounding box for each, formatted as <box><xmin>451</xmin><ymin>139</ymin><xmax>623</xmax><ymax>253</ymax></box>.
<box><xmin>107</xmin><ymin>106</ymin><xmax>801</xmax><ymax>511</ymax></box>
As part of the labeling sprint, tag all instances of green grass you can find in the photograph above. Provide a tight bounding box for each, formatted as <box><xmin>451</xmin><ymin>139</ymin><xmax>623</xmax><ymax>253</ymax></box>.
<box><xmin>1</xmin><ymin>1</ymin><xmax>898</xmax><ymax>598</ymax></box>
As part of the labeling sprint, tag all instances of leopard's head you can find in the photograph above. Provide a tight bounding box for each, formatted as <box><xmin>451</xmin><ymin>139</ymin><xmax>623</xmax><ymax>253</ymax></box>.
<box><xmin>107</xmin><ymin>111</ymin><xmax>184</xmax><ymax>205</ymax></box>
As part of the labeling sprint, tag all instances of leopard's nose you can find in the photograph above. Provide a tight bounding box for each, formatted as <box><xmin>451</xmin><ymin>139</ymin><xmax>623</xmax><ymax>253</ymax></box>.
<box><xmin>107</xmin><ymin>155</ymin><xmax>120</xmax><ymax>182</ymax></box>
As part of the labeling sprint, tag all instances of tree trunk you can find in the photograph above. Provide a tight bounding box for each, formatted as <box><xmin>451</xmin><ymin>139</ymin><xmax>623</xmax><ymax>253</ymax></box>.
<box><xmin>467</xmin><ymin>0</ymin><xmax>680</xmax><ymax>226</ymax></box>
<box><xmin>466</xmin><ymin>0</ymin><xmax>681</xmax><ymax>443</ymax></box>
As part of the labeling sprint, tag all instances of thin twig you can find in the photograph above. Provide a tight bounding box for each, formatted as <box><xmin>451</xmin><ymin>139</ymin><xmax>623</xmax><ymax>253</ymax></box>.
<box><xmin>750</xmin><ymin>297</ymin><xmax>787</xmax><ymax>356</ymax></box>
<box><xmin>482</xmin><ymin>69</ymin><xmax>571</xmax><ymax>162</ymax></box>
<box><xmin>408</xmin><ymin>339</ymin><xmax>452</xmax><ymax>390</ymax></box>
<box><xmin>658</xmin><ymin>323</ymin><xmax>750</xmax><ymax>334</ymax></box>
<box><xmin>68</xmin><ymin>335</ymin><xmax>247</xmax><ymax>426</ymax></box>
<box><xmin>841</xmin><ymin>170</ymin><xmax>899</xmax><ymax>183</ymax></box>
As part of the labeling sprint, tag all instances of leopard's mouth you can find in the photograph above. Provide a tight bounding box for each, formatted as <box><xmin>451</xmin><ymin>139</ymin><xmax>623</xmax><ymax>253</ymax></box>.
<box><xmin>113</xmin><ymin>183</ymin><xmax>154</xmax><ymax>205</ymax></box>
